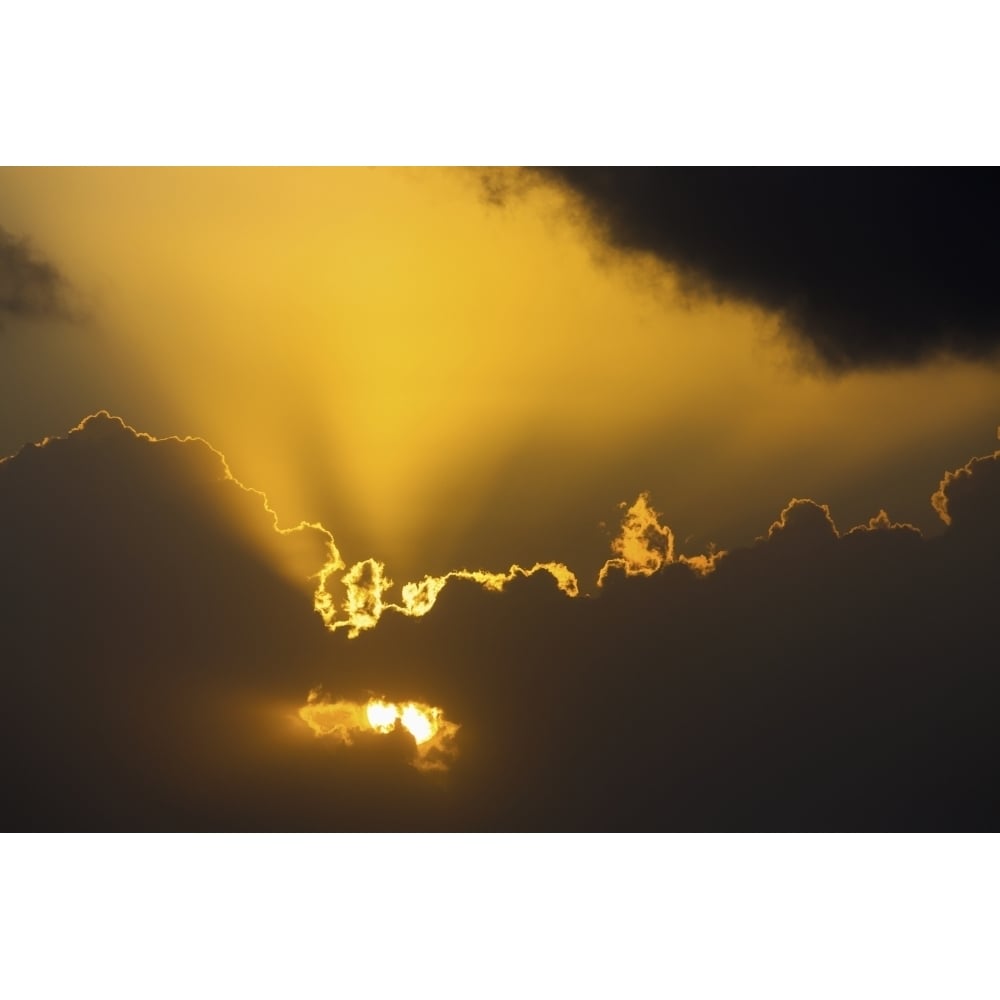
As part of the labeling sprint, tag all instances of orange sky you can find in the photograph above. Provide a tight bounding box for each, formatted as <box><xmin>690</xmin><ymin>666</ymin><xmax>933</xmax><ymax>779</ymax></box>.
<box><xmin>2</xmin><ymin>167</ymin><xmax>998</xmax><ymax>586</ymax></box>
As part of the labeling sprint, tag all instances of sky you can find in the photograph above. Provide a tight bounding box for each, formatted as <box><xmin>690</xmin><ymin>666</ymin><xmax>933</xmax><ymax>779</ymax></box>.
<box><xmin>7</xmin><ymin>4</ymin><xmax>1000</xmax><ymax>992</ymax></box>
<box><xmin>2</xmin><ymin>167</ymin><xmax>1000</xmax><ymax>832</ymax></box>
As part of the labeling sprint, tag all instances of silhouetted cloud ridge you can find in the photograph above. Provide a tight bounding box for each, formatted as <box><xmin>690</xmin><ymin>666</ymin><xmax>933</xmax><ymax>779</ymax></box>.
<box><xmin>3</xmin><ymin>414</ymin><xmax>1000</xmax><ymax>830</ymax></box>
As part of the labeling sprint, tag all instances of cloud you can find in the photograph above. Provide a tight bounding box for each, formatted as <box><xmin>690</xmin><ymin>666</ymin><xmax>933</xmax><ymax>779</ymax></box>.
<box><xmin>931</xmin><ymin>448</ymin><xmax>1000</xmax><ymax>531</ymax></box>
<box><xmin>299</xmin><ymin>690</ymin><xmax>460</xmax><ymax>773</ymax></box>
<box><xmin>598</xmin><ymin>492</ymin><xmax>673</xmax><ymax>583</ymax></box>
<box><xmin>0</xmin><ymin>413</ymin><xmax>453</xmax><ymax>830</ymax></box>
<box><xmin>598</xmin><ymin>492</ymin><xmax>723</xmax><ymax>584</ymax></box>
<box><xmin>0</xmin><ymin>224</ymin><xmax>74</xmax><ymax>325</ymax></box>
<box><xmin>764</xmin><ymin>497</ymin><xmax>839</xmax><ymax>549</ymax></box>
<box><xmin>314</xmin><ymin>551</ymin><xmax>578</xmax><ymax>638</ymax></box>
<box><xmin>3</xmin><ymin>413</ymin><xmax>1000</xmax><ymax>830</ymax></box>
<box><xmin>526</xmin><ymin>168</ymin><xmax>1000</xmax><ymax>371</ymax></box>
<box><xmin>325</xmin><ymin>457</ymin><xmax>1000</xmax><ymax>830</ymax></box>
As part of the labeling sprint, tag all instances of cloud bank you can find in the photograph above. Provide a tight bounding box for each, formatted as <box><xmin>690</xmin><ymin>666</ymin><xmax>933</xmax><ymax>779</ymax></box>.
<box><xmin>2</xmin><ymin>413</ymin><xmax>999</xmax><ymax>830</ymax></box>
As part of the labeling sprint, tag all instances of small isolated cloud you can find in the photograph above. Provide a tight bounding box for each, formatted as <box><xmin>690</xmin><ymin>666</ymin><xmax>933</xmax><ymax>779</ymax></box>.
<box><xmin>0</xmin><ymin>224</ymin><xmax>74</xmax><ymax>326</ymax></box>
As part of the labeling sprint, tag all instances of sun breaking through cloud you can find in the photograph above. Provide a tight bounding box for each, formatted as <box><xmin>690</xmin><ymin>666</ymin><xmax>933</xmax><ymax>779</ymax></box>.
<box><xmin>5</xmin><ymin>403</ymin><xmax>1000</xmax><ymax>830</ymax></box>
<box><xmin>298</xmin><ymin>689</ymin><xmax>460</xmax><ymax>772</ymax></box>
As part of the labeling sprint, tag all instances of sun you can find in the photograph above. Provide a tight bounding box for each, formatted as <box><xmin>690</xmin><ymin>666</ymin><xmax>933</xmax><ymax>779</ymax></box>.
<box><xmin>399</xmin><ymin>703</ymin><xmax>439</xmax><ymax>745</ymax></box>
<box><xmin>364</xmin><ymin>698</ymin><xmax>440</xmax><ymax>745</ymax></box>
<box><xmin>298</xmin><ymin>690</ymin><xmax>460</xmax><ymax>771</ymax></box>
<box><xmin>365</xmin><ymin>699</ymin><xmax>400</xmax><ymax>734</ymax></box>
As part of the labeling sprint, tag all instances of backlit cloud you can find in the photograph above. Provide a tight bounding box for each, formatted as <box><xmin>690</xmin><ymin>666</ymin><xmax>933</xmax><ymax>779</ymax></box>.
<box><xmin>313</xmin><ymin>551</ymin><xmax>578</xmax><ymax>638</ymax></box>
<box><xmin>299</xmin><ymin>689</ymin><xmax>460</xmax><ymax>773</ymax></box>
<box><xmin>3</xmin><ymin>169</ymin><xmax>998</xmax><ymax>834</ymax></box>
<box><xmin>3</xmin><ymin>413</ymin><xmax>1000</xmax><ymax>830</ymax></box>
<box><xmin>598</xmin><ymin>492</ymin><xmax>723</xmax><ymax>585</ymax></box>
<box><xmin>931</xmin><ymin>448</ymin><xmax>1000</xmax><ymax>530</ymax></box>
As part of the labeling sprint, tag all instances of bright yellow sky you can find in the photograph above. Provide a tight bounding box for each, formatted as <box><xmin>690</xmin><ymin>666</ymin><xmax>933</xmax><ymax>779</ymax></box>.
<box><xmin>1</xmin><ymin>167</ymin><xmax>998</xmax><ymax>584</ymax></box>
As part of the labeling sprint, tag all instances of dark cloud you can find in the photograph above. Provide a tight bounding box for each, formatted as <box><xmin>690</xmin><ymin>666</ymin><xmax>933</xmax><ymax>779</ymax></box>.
<box><xmin>316</xmin><ymin>457</ymin><xmax>1000</xmax><ymax>831</ymax></box>
<box><xmin>529</xmin><ymin>168</ymin><xmax>1000</xmax><ymax>371</ymax></box>
<box><xmin>0</xmin><ymin>414</ymin><xmax>446</xmax><ymax>830</ymax></box>
<box><xmin>2</xmin><ymin>414</ymin><xmax>999</xmax><ymax>830</ymax></box>
<box><xmin>0</xmin><ymin>225</ymin><xmax>73</xmax><ymax>325</ymax></box>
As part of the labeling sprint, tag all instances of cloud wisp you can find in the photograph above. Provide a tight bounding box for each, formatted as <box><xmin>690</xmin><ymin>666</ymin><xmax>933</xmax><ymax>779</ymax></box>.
<box><xmin>0</xmin><ymin>224</ymin><xmax>75</xmax><ymax>326</ymax></box>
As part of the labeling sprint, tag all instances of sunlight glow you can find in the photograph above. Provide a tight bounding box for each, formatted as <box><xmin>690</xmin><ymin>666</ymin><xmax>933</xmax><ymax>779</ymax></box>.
<box><xmin>299</xmin><ymin>690</ymin><xmax>460</xmax><ymax>771</ymax></box>
<box><xmin>365</xmin><ymin>699</ymin><xmax>399</xmax><ymax>733</ymax></box>
<box><xmin>399</xmin><ymin>703</ymin><xmax>437</xmax><ymax>744</ymax></box>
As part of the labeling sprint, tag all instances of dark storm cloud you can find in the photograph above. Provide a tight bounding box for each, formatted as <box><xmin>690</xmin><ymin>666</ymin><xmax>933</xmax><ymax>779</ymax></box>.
<box><xmin>0</xmin><ymin>414</ymin><xmax>447</xmax><ymax>831</ymax></box>
<box><xmin>3</xmin><ymin>414</ymin><xmax>1000</xmax><ymax>830</ymax></box>
<box><xmin>324</xmin><ymin>468</ymin><xmax>1000</xmax><ymax>831</ymax></box>
<box><xmin>530</xmin><ymin>168</ymin><xmax>1000</xmax><ymax>371</ymax></box>
<box><xmin>0</xmin><ymin>225</ymin><xmax>73</xmax><ymax>324</ymax></box>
